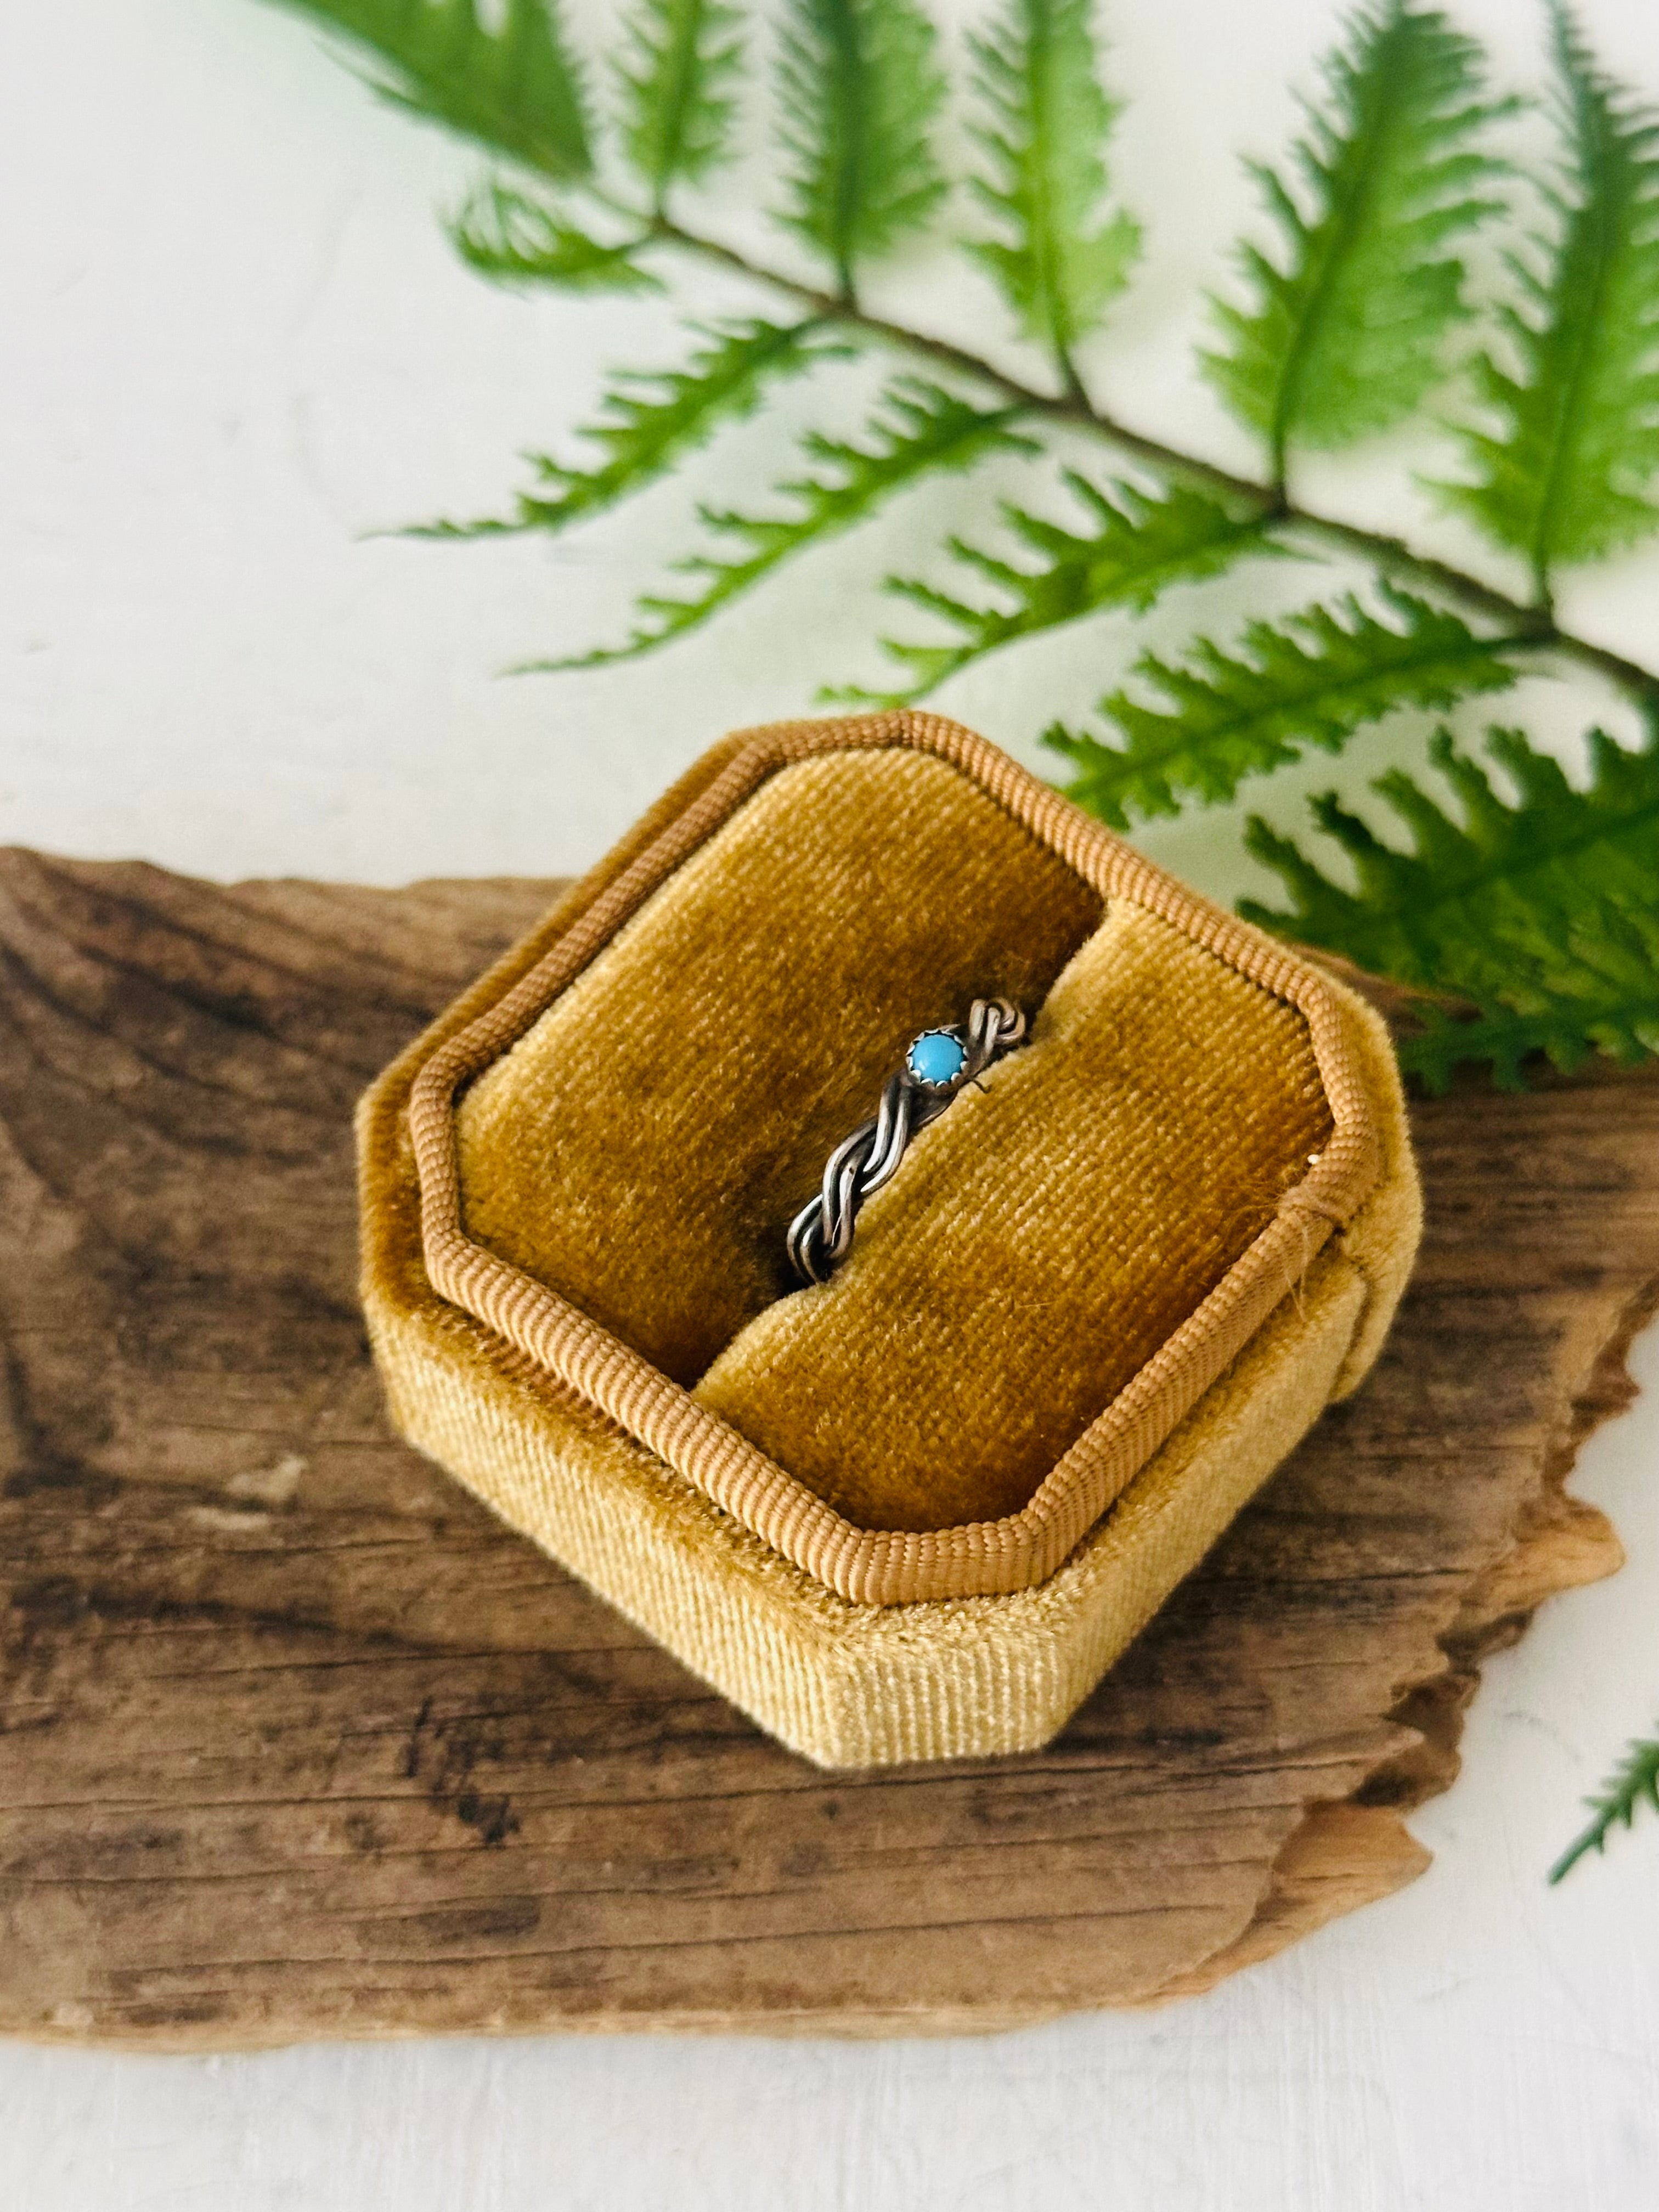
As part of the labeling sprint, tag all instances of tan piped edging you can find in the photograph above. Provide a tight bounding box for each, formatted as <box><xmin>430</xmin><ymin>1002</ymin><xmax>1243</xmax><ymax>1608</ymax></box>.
<box><xmin>405</xmin><ymin>711</ymin><xmax>1384</xmax><ymax>1605</ymax></box>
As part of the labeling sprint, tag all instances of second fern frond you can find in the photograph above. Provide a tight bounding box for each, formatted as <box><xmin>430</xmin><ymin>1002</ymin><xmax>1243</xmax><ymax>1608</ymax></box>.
<box><xmin>1550</xmin><ymin>1728</ymin><xmax>1659</xmax><ymax>1881</ymax></box>
<box><xmin>1244</xmin><ymin>718</ymin><xmax>1659</xmax><ymax>1087</ymax></box>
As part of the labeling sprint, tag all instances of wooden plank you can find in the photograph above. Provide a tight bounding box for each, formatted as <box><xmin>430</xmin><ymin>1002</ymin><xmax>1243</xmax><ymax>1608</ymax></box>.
<box><xmin>0</xmin><ymin>849</ymin><xmax>1650</xmax><ymax>2045</ymax></box>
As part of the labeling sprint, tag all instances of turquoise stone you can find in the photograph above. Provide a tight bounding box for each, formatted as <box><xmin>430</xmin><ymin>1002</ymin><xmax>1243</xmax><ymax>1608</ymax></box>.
<box><xmin>907</xmin><ymin>1030</ymin><xmax>967</xmax><ymax>1087</ymax></box>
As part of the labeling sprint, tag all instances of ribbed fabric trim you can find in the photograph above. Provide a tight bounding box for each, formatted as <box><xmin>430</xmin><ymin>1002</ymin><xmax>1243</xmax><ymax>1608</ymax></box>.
<box><xmin>405</xmin><ymin>710</ymin><xmax>1383</xmax><ymax>1605</ymax></box>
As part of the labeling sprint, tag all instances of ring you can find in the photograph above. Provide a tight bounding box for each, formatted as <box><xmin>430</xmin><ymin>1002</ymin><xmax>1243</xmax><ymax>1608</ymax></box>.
<box><xmin>785</xmin><ymin>998</ymin><xmax>1028</xmax><ymax>1286</ymax></box>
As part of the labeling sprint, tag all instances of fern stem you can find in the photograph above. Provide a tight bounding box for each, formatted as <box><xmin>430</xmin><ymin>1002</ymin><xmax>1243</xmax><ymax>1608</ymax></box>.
<box><xmin>649</xmin><ymin>212</ymin><xmax>1659</xmax><ymax>713</ymax></box>
<box><xmin>1056</xmin><ymin>346</ymin><xmax>1090</xmax><ymax>410</ymax></box>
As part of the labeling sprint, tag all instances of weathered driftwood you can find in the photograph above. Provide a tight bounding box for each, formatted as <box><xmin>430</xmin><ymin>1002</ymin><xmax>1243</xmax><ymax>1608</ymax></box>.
<box><xmin>0</xmin><ymin>850</ymin><xmax>1651</xmax><ymax>2045</ymax></box>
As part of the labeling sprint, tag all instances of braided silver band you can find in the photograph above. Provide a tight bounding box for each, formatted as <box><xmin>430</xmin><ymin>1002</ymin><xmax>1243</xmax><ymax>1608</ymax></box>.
<box><xmin>785</xmin><ymin>998</ymin><xmax>1028</xmax><ymax>1287</ymax></box>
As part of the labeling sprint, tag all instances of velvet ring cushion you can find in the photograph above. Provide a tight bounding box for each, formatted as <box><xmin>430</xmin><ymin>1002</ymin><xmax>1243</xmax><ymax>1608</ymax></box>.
<box><xmin>445</xmin><ymin>718</ymin><xmax>1355</xmax><ymax>1550</ymax></box>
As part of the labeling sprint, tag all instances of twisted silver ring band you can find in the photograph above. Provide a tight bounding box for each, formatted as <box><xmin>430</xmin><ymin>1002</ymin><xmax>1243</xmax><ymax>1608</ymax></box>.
<box><xmin>785</xmin><ymin>998</ymin><xmax>1028</xmax><ymax>1286</ymax></box>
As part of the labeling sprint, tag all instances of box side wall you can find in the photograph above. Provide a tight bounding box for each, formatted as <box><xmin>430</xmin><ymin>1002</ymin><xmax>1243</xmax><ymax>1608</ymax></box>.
<box><xmin>1318</xmin><ymin>981</ymin><xmax>1423</xmax><ymax>1398</ymax></box>
<box><xmin>366</xmin><ymin>1254</ymin><xmax>1365</xmax><ymax>1768</ymax></box>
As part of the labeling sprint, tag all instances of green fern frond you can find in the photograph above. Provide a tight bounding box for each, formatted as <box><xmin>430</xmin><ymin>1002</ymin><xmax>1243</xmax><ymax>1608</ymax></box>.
<box><xmin>616</xmin><ymin>0</ymin><xmax>744</xmax><ymax>212</ymax></box>
<box><xmin>1550</xmin><ymin>1728</ymin><xmax>1659</xmax><ymax>1882</ymax></box>
<box><xmin>774</xmin><ymin>0</ymin><xmax>947</xmax><ymax>297</ymax></box>
<box><xmin>265</xmin><ymin>0</ymin><xmax>590</xmax><ymax>180</ymax></box>
<box><xmin>537</xmin><ymin>378</ymin><xmax>1037</xmax><ymax>668</ymax></box>
<box><xmin>967</xmin><ymin>0</ymin><xmax>1142</xmax><ymax>374</ymax></box>
<box><xmin>1442</xmin><ymin>4</ymin><xmax>1659</xmax><ymax>594</ymax></box>
<box><xmin>842</xmin><ymin>479</ymin><xmax>1278</xmax><ymax>707</ymax></box>
<box><xmin>1046</xmin><ymin>586</ymin><xmax>1522</xmax><ymax>830</ymax></box>
<box><xmin>1205</xmin><ymin>0</ymin><xmax>1508</xmax><ymax>480</ymax></box>
<box><xmin>416</xmin><ymin>317</ymin><xmax>839</xmax><ymax>540</ymax></box>
<box><xmin>1242</xmin><ymin>720</ymin><xmax>1659</xmax><ymax>1088</ymax></box>
<box><xmin>452</xmin><ymin>183</ymin><xmax>660</xmax><ymax>292</ymax></box>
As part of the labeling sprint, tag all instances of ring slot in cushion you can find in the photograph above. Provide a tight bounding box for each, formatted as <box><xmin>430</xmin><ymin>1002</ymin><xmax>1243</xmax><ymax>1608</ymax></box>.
<box><xmin>693</xmin><ymin>903</ymin><xmax>1331</xmax><ymax>1530</ymax></box>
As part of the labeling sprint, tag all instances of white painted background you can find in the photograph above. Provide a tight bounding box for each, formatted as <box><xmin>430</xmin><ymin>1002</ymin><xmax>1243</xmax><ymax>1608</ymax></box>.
<box><xmin>4</xmin><ymin>1</ymin><xmax>1658</xmax><ymax>2204</ymax></box>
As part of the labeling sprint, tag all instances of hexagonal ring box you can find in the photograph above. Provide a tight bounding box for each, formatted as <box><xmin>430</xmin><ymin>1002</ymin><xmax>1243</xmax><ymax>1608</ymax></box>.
<box><xmin>358</xmin><ymin>712</ymin><xmax>1421</xmax><ymax>1768</ymax></box>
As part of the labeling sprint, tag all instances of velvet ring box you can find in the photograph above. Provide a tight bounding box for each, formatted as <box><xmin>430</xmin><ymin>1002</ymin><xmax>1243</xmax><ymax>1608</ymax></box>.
<box><xmin>358</xmin><ymin>712</ymin><xmax>1421</xmax><ymax>1768</ymax></box>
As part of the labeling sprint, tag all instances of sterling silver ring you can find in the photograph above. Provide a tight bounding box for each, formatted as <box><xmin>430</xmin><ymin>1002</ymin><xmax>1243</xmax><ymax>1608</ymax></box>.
<box><xmin>785</xmin><ymin>998</ymin><xmax>1028</xmax><ymax>1287</ymax></box>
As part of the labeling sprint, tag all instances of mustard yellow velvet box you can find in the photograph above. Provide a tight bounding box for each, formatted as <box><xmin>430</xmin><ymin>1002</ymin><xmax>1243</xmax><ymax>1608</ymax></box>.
<box><xmin>357</xmin><ymin>712</ymin><xmax>1421</xmax><ymax>1767</ymax></box>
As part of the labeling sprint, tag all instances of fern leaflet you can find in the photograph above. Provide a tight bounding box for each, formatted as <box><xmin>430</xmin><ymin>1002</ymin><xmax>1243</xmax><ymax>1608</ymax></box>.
<box><xmin>774</xmin><ymin>0</ymin><xmax>947</xmax><ymax>297</ymax></box>
<box><xmin>264</xmin><ymin>0</ymin><xmax>590</xmax><ymax>180</ymax></box>
<box><xmin>1443</xmin><ymin>4</ymin><xmax>1659</xmax><ymax>592</ymax></box>
<box><xmin>537</xmin><ymin>379</ymin><xmax>1037</xmax><ymax>668</ymax></box>
<box><xmin>1550</xmin><ymin>1728</ymin><xmax>1659</xmax><ymax>1882</ymax></box>
<box><xmin>1205</xmin><ymin>0</ymin><xmax>1507</xmax><ymax>479</ymax></box>
<box><xmin>453</xmin><ymin>184</ymin><xmax>659</xmax><ymax>293</ymax></box>
<box><xmin>617</xmin><ymin>0</ymin><xmax>744</xmax><ymax>211</ymax></box>
<box><xmin>841</xmin><ymin>479</ymin><xmax>1278</xmax><ymax>707</ymax></box>
<box><xmin>417</xmin><ymin>318</ymin><xmax>839</xmax><ymax>539</ymax></box>
<box><xmin>1046</xmin><ymin>587</ymin><xmax>1522</xmax><ymax>829</ymax></box>
<box><xmin>1242</xmin><ymin>721</ymin><xmax>1659</xmax><ymax>1088</ymax></box>
<box><xmin>967</xmin><ymin>0</ymin><xmax>1142</xmax><ymax>373</ymax></box>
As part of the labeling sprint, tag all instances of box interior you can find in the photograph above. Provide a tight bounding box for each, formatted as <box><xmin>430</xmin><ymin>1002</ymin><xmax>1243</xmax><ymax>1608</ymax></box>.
<box><xmin>454</xmin><ymin>747</ymin><xmax>1332</xmax><ymax>1533</ymax></box>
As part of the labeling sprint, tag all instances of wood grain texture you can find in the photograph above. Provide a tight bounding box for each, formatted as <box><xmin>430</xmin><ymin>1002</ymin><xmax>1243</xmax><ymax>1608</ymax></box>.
<box><xmin>0</xmin><ymin>850</ymin><xmax>1651</xmax><ymax>2046</ymax></box>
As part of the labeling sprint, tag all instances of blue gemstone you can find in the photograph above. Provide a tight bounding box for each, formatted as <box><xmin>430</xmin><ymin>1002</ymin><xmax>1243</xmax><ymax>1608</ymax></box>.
<box><xmin>907</xmin><ymin>1030</ymin><xmax>967</xmax><ymax>1087</ymax></box>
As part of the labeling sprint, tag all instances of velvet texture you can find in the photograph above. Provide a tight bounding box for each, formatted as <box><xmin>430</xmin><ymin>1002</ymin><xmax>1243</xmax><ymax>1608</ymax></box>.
<box><xmin>368</xmin><ymin>1231</ymin><xmax>1369</xmax><ymax>1768</ymax></box>
<box><xmin>455</xmin><ymin>750</ymin><xmax>1102</xmax><ymax>1387</ymax></box>
<box><xmin>358</xmin><ymin>722</ymin><xmax>1421</xmax><ymax>1765</ymax></box>
<box><xmin>696</xmin><ymin>899</ymin><xmax>1330</xmax><ymax>1529</ymax></box>
<box><xmin>456</xmin><ymin>750</ymin><xmax>1329</xmax><ymax>1531</ymax></box>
